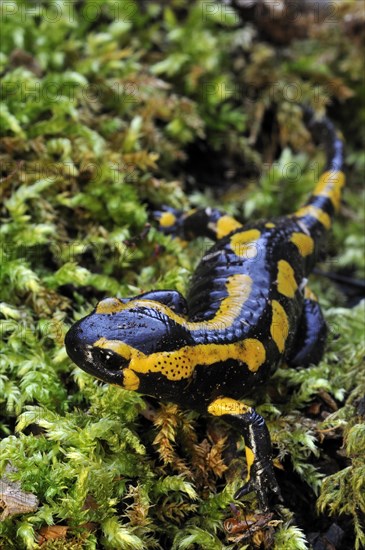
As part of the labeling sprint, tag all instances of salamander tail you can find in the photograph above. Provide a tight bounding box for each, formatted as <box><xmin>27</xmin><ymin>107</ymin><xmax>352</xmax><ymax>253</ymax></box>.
<box><xmin>294</xmin><ymin>108</ymin><xmax>345</xmax><ymax>237</ymax></box>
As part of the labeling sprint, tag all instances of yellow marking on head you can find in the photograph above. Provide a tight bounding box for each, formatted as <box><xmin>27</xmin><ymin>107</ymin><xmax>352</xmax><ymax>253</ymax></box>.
<box><xmin>304</xmin><ymin>287</ymin><xmax>318</xmax><ymax>301</ymax></box>
<box><xmin>265</xmin><ymin>222</ymin><xmax>275</xmax><ymax>228</ymax></box>
<box><xmin>96</xmin><ymin>297</ymin><xmax>125</xmax><ymax>314</ymax></box>
<box><xmin>123</xmin><ymin>368</ymin><xmax>140</xmax><ymax>390</ymax></box>
<box><xmin>295</xmin><ymin>205</ymin><xmax>331</xmax><ymax>229</ymax></box>
<box><xmin>216</xmin><ymin>215</ymin><xmax>243</xmax><ymax>239</ymax></box>
<box><xmin>230</xmin><ymin>229</ymin><xmax>261</xmax><ymax>258</ymax></box>
<box><xmin>159</xmin><ymin>211</ymin><xmax>176</xmax><ymax>227</ymax></box>
<box><xmin>290</xmin><ymin>232</ymin><xmax>314</xmax><ymax>257</ymax></box>
<box><xmin>313</xmin><ymin>170</ymin><xmax>345</xmax><ymax>211</ymax></box>
<box><xmin>96</xmin><ymin>337</ymin><xmax>266</xmax><ymax>383</ymax></box>
<box><xmin>245</xmin><ymin>446</ymin><xmax>255</xmax><ymax>481</ymax></box>
<box><xmin>94</xmin><ymin>337</ymin><xmax>132</xmax><ymax>360</ymax></box>
<box><xmin>277</xmin><ymin>260</ymin><xmax>298</xmax><ymax>298</ymax></box>
<box><xmin>270</xmin><ymin>300</ymin><xmax>289</xmax><ymax>353</ymax></box>
<box><xmin>208</xmin><ymin>397</ymin><xmax>252</xmax><ymax>416</ymax></box>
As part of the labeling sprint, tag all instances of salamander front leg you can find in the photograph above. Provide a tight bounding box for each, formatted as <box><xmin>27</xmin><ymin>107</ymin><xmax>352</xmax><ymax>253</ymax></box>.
<box><xmin>112</xmin><ymin>290</ymin><xmax>188</xmax><ymax>315</ymax></box>
<box><xmin>208</xmin><ymin>397</ymin><xmax>281</xmax><ymax>511</ymax></box>
<box><xmin>154</xmin><ymin>206</ymin><xmax>242</xmax><ymax>240</ymax></box>
<box><xmin>134</xmin><ymin>290</ymin><xmax>188</xmax><ymax>315</ymax></box>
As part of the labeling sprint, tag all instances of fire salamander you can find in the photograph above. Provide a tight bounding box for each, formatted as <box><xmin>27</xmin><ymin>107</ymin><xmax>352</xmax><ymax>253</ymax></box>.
<box><xmin>65</xmin><ymin>108</ymin><xmax>345</xmax><ymax>510</ymax></box>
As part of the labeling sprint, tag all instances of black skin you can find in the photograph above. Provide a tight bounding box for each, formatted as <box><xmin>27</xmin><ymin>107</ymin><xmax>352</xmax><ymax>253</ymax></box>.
<box><xmin>65</xmin><ymin>108</ymin><xmax>344</xmax><ymax>510</ymax></box>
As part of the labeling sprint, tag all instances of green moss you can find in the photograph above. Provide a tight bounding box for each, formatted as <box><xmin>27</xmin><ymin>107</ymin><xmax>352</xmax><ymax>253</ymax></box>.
<box><xmin>0</xmin><ymin>1</ymin><xmax>364</xmax><ymax>548</ymax></box>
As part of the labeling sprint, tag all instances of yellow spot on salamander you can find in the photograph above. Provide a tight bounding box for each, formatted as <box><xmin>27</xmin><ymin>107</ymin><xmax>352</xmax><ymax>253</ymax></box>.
<box><xmin>313</xmin><ymin>170</ymin><xmax>345</xmax><ymax>211</ymax></box>
<box><xmin>270</xmin><ymin>300</ymin><xmax>289</xmax><ymax>353</ymax></box>
<box><xmin>208</xmin><ymin>397</ymin><xmax>251</xmax><ymax>416</ymax></box>
<box><xmin>230</xmin><ymin>229</ymin><xmax>261</xmax><ymax>258</ymax></box>
<box><xmin>245</xmin><ymin>446</ymin><xmax>255</xmax><ymax>481</ymax></box>
<box><xmin>290</xmin><ymin>232</ymin><xmax>314</xmax><ymax>257</ymax></box>
<box><xmin>123</xmin><ymin>368</ymin><xmax>140</xmax><ymax>390</ymax></box>
<box><xmin>159</xmin><ymin>211</ymin><xmax>176</xmax><ymax>227</ymax></box>
<box><xmin>295</xmin><ymin>205</ymin><xmax>331</xmax><ymax>230</ymax></box>
<box><xmin>277</xmin><ymin>260</ymin><xmax>298</xmax><ymax>298</ymax></box>
<box><xmin>96</xmin><ymin>297</ymin><xmax>125</xmax><ymax>314</ymax></box>
<box><xmin>265</xmin><ymin>222</ymin><xmax>275</xmax><ymax>228</ymax></box>
<box><xmin>216</xmin><ymin>215</ymin><xmax>243</xmax><ymax>239</ymax></box>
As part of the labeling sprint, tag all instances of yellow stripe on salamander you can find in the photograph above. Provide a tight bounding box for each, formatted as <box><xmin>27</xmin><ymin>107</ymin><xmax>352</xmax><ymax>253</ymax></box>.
<box><xmin>295</xmin><ymin>205</ymin><xmax>331</xmax><ymax>229</ymax></box>
<box><xmin>210</xmin><ymin>274</ymin><xmax>252</xmax><ymax>328</ymax></box>
<box><xmin>94</xmin><ymin>337</ymin><xmax>267</xmax><ymax>383</ymax></box>
<box><xmin>95</xmin><ymin>274</ymin><xmax>253</xmax><ymax>333</ymax></box>
<box><xmin>312</xmin><ymin>170</ymin><xmax>346</xmax><ymax>211</ymax></box>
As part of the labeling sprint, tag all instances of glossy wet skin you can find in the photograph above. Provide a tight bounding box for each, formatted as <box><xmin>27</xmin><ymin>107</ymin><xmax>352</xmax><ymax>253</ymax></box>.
<box><xmin>65</xmin><ymin>299</ymin><xmax>194</xmax><ymax>387</ymax></box>
<box><xmin>64</xmin><ymin>109</ymin><xmax>345</xmax><ymax>510</ymax></box>
<box><xmin>65</xmin><ymin>217</ymin><xmax>317</xmax><ymax>405</ymax></box>
<box><xmin>65</xmin><ymin>110</ymin><xmax>345</xmax><ymax>403</ymax></box>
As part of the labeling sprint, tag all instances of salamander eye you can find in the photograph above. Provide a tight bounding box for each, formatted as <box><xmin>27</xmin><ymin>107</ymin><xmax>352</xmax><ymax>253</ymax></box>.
<box><xmin>93</xmin><ymin>347</ymin><xmax>128</xmax><ymax>370</ymax></box>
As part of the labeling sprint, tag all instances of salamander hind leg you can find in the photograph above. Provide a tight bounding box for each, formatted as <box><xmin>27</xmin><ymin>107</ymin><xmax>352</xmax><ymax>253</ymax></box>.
<box><xmin>208</xmin><ymin>397</ymin><xmax>281</xmax><ymax>511</ymax></box>
<box><xmin>287</xmin><ymin>289</ymin><xmax>328</xmax><ymax>367</ymax></box>
<box><xmin>154</xmin><ymin>206</ymin><xmax>242</xmax><ymax>241</ymax></box>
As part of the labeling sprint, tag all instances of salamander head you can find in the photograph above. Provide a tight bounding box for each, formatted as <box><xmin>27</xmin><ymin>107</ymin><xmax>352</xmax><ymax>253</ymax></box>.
<box><xmin>64</xmin><ymin>297</ymin><xmax>193</xmax><ymax>388</ymax></box>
